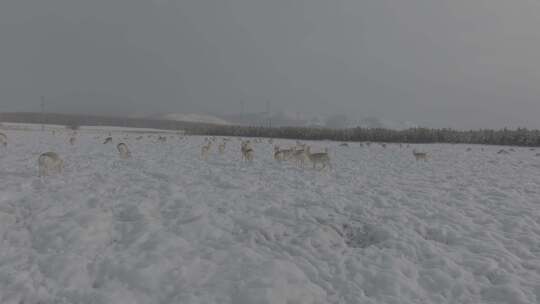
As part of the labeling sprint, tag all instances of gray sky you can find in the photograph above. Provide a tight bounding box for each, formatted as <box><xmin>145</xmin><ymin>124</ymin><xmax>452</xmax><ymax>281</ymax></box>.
<box><xmin>1</xmin><ymin>0</ymin><xmax>540</xmax><ymax>129</ymax></box>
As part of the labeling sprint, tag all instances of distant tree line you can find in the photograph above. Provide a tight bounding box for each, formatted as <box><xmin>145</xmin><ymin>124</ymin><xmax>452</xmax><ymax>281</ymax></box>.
<box><xmin>1</xmin><ymin>112</ymin><xmax>539</xmax><ymax>147</ymax></box>
<box><xmin>193</xmin><ymin>125</ymin><xmax>540</xmax><ymax>147</ymax></box>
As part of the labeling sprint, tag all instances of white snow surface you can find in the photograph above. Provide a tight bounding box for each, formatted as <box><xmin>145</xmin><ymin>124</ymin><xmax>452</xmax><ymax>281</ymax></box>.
<box><xmin>1</xmin><ymin>130</ymin><xmax>540</xmax><ymax>304</ymax></box>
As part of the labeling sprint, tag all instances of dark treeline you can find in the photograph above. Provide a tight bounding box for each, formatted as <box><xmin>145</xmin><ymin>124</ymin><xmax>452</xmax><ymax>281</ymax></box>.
<box><xmin>2</xmin><ymin>112</ymin><xmax>540</xmax><ymax>147</ymax></box>
<box><xmin>193</xmin><ymin>125</ymin><xmax>540</xmax><ymax>147</ymax></box>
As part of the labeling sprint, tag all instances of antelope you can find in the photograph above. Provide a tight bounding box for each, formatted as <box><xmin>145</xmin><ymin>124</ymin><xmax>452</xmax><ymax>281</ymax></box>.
<box><xmin>497</xmin><ymin>149</ymin><xmax>509</xmax><ymax>155</ymax></box>
<box><xmin>218</xmin><ymin>141</ymin><xmax>226</xmax><ymax>154</ymax></box>
<box><xmin>117</xmin><ymin>143</ymin><xmax>131</xmax><ymax>159</ymax></box>
<box><xmin>241</xmin><ymin>141</ymin><xmax>254</xmax><ymax>162</ymax></box>
<box><xmin>292</xmin><ymin>144</ymin><xmax>307</xmax><ymax>167</ymax></box>
<box><xmin>0</xmin><ymin>132</ymin><xmax>7</xmax><ymax>147</ymax></box>
<box><xmin>275</xmin><ymin>145</ymin><xmax>294</xmax><ymax>161</ymax></box>
<box><xmin>103</xmin><ymin>137</ymin><xmax>113</xmax><ymax>144</ymax></box>
<box><xmin>412</xmin><ymin>149</ymin><xmax>429</xmax><ymax>161</ymax></box>
<box><xmin>201</xmin><ymin>142</ymin><xmax>211</xmax><ymax>160</ymax></box>
<box><xmin>136</xmin><ymin>136</ymin><xmax>143</xmax><ymax>140</ymax></box>
<box><xmin>158</xmin><ymin>136</ymin><xmax>167</xmax><ymax>143</ymax></box>
<box><xmin>274</xmin><ymin>145</ymin><xmax>284</xmax><ymax>161</ymax></box>
<box><xmin>305</xmin><ymin>146</ymin><xmax>331</xmax><ymax>170</ymax></box>
<box><xmin>339</xmin><ymin>143</ymin><xmax>349</xmax><ymax>147</ymax></box>
<box><xmin>69</xmin><ymin>137</ymin><xmax>76</xmax><ymax>145</ymax></box>
<box><xmin>38</xmin><ymin>152</ymin><xmax>64</xmax><ymax>176</ymax></box>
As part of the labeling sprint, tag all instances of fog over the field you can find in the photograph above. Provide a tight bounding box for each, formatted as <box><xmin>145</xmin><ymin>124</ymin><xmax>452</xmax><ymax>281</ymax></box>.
<box><xmin>1</xmin><ymin>0</ymin><xmax>539</xmax><ymax>129</ymax></box>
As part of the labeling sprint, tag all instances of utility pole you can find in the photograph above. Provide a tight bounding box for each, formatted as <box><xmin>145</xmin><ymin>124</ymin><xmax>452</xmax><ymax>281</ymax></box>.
<box><xmin>40</xmin><ymin>96</ymin><xmax>45</xmax><ymax>131</ymax></box>
<box><xmin>266</xmin><ymin>100</ymin><xmax>271</xmax><ymax>128</ymax></box>
<box><xmin>240</xmin><ymin>101</ymin><xmax>245</xmax><ymax>124</ymax></box>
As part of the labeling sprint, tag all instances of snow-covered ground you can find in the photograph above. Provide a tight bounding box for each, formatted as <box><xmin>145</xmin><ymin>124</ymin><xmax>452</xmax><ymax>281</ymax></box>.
<box><xmin>1</xmin><ymin>129</ymin><xmax>540</xmax><ymax>304</ymax></box>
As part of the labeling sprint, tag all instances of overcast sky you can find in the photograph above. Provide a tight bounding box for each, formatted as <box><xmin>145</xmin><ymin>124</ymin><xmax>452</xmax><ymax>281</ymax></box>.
<box><xmin>1</xmin><ymin>0</ymin><xmax>540</xmax><ymax>129</ymax></box>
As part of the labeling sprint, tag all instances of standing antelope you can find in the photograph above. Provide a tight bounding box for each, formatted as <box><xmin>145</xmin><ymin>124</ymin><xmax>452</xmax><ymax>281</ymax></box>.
<box><xmin>103</xmin><ymin>137</ymin><xmax>113</xmax><ymax>144</ymax></box>
<box><xmin>201</xmin><ymin>142</ymin><xmax>212</xmax><ymax>160</ymax></box>
<box><xmin>0</xmin><ymin>132</ymin><xmax>7</xmax><ymax>147</ymax></box>
<box><xmin>218</xmin><ymin>141</ymin><xmax>226</xmax><ymax>154</ymax></box>
<box><xmin>274</xmin><ymin>145</ymin><xmax>284</xmax><ymax>161</ymax></box>
<box><xmin>117</xmin><ymin>143</ymin><xmax>131</xmax><ymax>159</ymax></box>
<box><xmin>412</xmin><ymin>149</ymin><xmax>429</xmax><ymax>161</ymax></box>
<box><xmin>38</xmin><ymin>152</ymin><xmax>64</xmax><ymax>176</ymax></box>
<box><xmin>241</xmin><ymin>141</ymin><xmax>254</xmax><ymax>162</ymax></box>
<box><xmin>305</xmin><ymin>146</ymin><xmax>331</xmax><ymax>170</ymax></box>
<box><xmin>292</xmin><ymin>144</ymin><xmax>307</xmax><ymax>168</ymax></box>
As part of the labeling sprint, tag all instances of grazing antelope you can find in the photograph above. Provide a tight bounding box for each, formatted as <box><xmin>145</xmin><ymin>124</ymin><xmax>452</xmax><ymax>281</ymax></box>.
<box><xmin>103</xmin><ymin>137</ymin><xmax>113</xmax><ymax>144</ymax></box>
<box><xmin>305</xmin><ymin>146</ymin><xmax>331</xmax><ymax>170</ymax></box>
<box><xmin>412</xmin><ymin>149</ymin><xmax>429</xmax><ymax>161</ymax></box>
<box><xmin>339</xmin><ymin>143</ymin><xmax>349</xmax><ymax>147</ymax></box>
<box><xmin>69</xmin><ymin>137</ymin><xmax>76</xmax><ymax>145</ymax></box>
<box><xmin>38</xmin><ymin>152</ymin><xmax>64</xmax><ymax>176</ymax></box>
<box><xmin>241</xmin><ymin>141</ymin><xmax>254</xmax><ymax>162</ymax></box>
<box><xmin>0</xmin><ymin>132</ymin><xmax>7</xmax><ymax>147</ymax></box>
<box><xmin>136</xmin><ymin>136</ymin><xmax>143</xmax><ymax>140</ymax></box>
<box><xmin>158</xmin><ymin>136</ymin><xmax>167</xmax><ymax>143</ymax></box>
<box><xmin>381</xmin><ymin>143</ymin><xmax>387</xmax><ymax>148</ymax></box>
<box><xmin>466</xmin><ymin>147</ymin><xmax>472</xmax><ymax>152</ymax></box>
<box><xmin>218</xmin><ymin>141</ymin><xmax>226</xmax><ymax>154</ymax></box>
<box><xmin>497</xmin><ymin>149</ymin><xmax>509</xmax><ymax>155</ymax></box>
<box><xmin>117</xmin><ymin>143</ymin><xmax>131</xmax><ymax>159</ymax></box>
<box><xmin>275</xmin><ymin>145</ymin><xmax>294</xmax><ymax>161</ymax></box>
<box><xmin>201</xmin><ymin>142</ymin><xmax>211</xmax><ymax>160</ymax></box>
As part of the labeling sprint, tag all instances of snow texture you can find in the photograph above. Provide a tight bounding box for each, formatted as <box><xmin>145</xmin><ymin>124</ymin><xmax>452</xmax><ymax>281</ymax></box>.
<box><xmin>1</xmin><ymin>128</ymin><xmax>540</xmax><ymax>304</ymax></box>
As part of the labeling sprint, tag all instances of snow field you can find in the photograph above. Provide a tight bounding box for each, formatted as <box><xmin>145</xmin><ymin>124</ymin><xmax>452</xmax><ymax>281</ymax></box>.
<box><xmin>0</xmin><ymin>130</ymin><xmax>540</xmax><ymax>303</ymax></box>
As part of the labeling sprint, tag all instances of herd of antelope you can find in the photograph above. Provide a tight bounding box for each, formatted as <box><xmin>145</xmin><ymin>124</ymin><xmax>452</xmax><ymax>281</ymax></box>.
<box><xmin>1</xmin><ymin>128</ymin><xmax>539</xmax><ymax>178</ymax></box>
